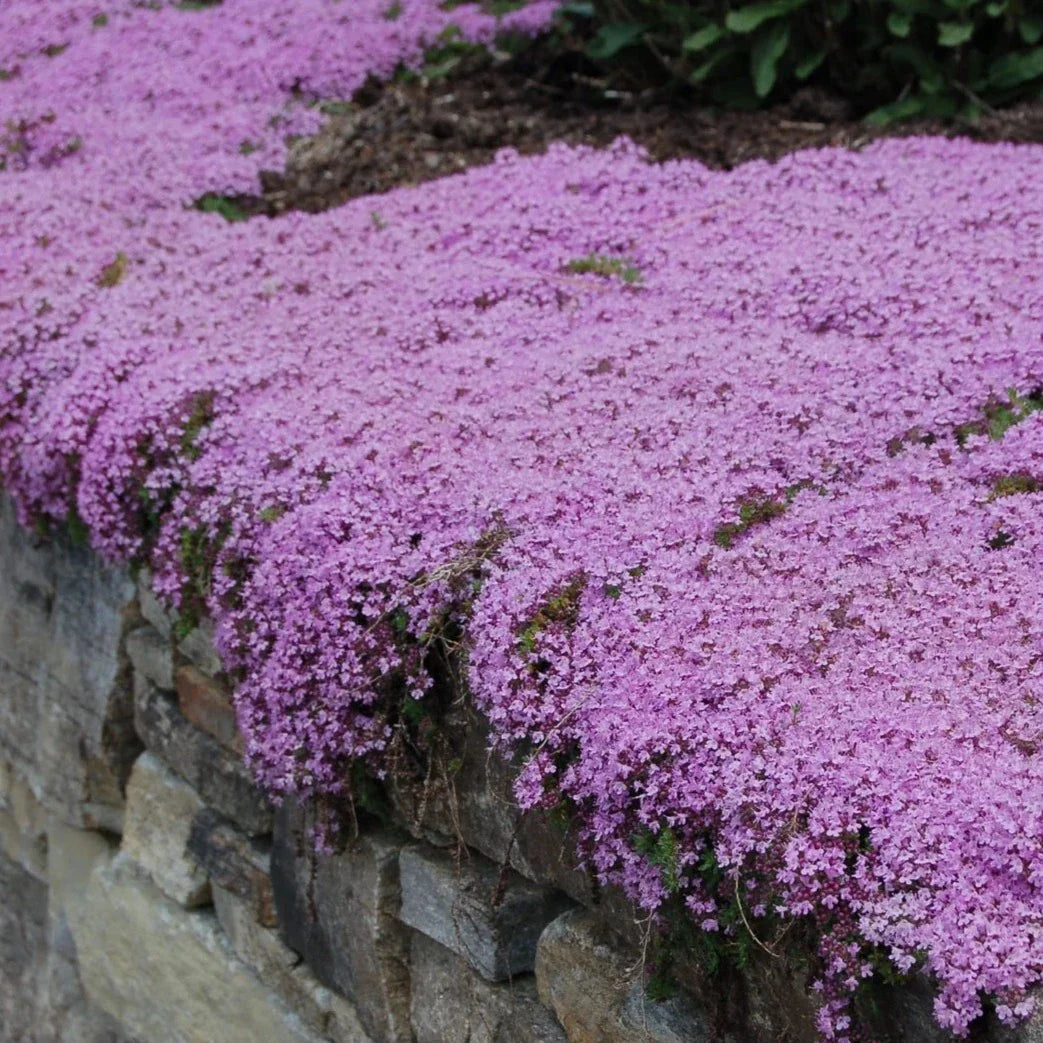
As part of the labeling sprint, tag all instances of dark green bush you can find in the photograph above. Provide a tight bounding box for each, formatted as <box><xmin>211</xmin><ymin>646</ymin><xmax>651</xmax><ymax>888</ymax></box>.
<box><xmin>563</xmin><ymin>0</ymin><xmax>1043</xmax><ymax>120</ymax></box>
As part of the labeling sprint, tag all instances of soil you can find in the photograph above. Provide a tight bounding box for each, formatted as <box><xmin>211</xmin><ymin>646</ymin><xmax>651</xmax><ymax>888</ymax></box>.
<box><xmin>255</xmin><ymin>40</ymin><xmax>1043</xmax><ymax>216</ymax></box>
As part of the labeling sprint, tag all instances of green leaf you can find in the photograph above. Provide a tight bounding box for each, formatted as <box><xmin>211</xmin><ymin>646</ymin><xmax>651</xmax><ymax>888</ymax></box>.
<box><xmin>587</xmin><ymin>21</ymin><xmax>646</xmax><ymax>60</ymax></box>
<box><xmin>888</xmin><ymin>42</ymin><xmax>945</xmax><ymax>92</ymax></box>
<box><xmin>750</xmin><ymin>21</ymin><xmax>790</xmax><ymax>97</ymax></box>
<box><xmin>683</xmin><ymin>23</ymin><xmax>726</xmax><ymax>52</ymax></box>
<box><xmin>724</xmin><ymin>0</ymin><xmax>806</xmax><ymax>35</ymax></box>
<box><xmin>864</xmin><ymin>93</ymin><xmax>929</xmax><ymax>124</ymax></box>
<box><xmin>989</xmin><ymin>47</ymin><xmax>1043</xmax><ymax>88</ymax></box>
<box><xmin>887</xmin><ymin>11</ymin><xmax>912</xmax><ymax>37</ymax></box>
<box><xmin>794</xmin><ymin>48</ymin><xmax>826</xmax><ymax>79</ymax></box>
<box><xmin>558</xmin><ymin>1</ymin><xmax>594</xmax><ymax>15</ymax></box>
<box><xmin>985</xmin><ymin>0</ymin><xmax>1007</xmax><ymax>13</ymax></box>
<box><xmin>690</xmin><ymin>46</ymin><xmax>737</xmax><ymax>83</ymax></box>
<box><xmin>938</xmin><ymin>21</ymin><xmax>974</xmax><ymax>46</ymax></box>
<box><xmin>1020</xmin><ymin>16</ymin><xmax>1043</xmax><ymax>45</ymax></box>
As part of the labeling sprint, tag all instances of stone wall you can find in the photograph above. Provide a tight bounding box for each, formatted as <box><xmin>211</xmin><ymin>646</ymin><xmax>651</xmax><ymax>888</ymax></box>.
<box><xmin>1</xmin><ymin>496</ymin><xmax>1041</xmax><ymax>1043</ymax></box>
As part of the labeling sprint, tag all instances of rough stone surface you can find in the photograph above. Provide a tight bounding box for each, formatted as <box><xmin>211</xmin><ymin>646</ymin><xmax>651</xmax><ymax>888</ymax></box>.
<box><xmin>0</xmin><ymin>495</ymin><xmax>139</xmax><ymax>828</ymax></box>
<box><xmin>176</xmin><ymin>663</ymin><xmax>244</xmax><ymax>754</ymax></box>
<box><xmin>178</xmin><ymin>617</ymin><xmax>224</xmax><ymax>678</ymax></box>
<box><xmin>212</xmin><ymin>884</ymin><xmax>374</xmax><ymax>1042</ymax></box>
<box><xmin>388</xmin><ymin>703</ymin><xmax>598</xmax><ymax>909</ymax></box>
<box><xmin>0</xmin><ymin>846</ymin><xmax>49</xmax><ymax>1041</ymax></box>
<box><xmin>399</xmin><ymin>843</ymin><xmax>572</xmax><ymax>982</ymax></box>
<box><xmin>188</xmin><ymin>807</ymin><xmax>276</xmax><ymax>925</ymax></box>
<box><xmin>536</xmin><ymin>909</ymin><xmax>710</xmax><ymax>1043</ymax></box>
<box><xmin>0</xmin><ymin>759</ymin><xmax>48</xmax><ymax>879</ymax></box>
<box><xmin>272</xmin><ymin>798</ymin><xmax>413</xmax><ymax>1043</ymax></box>
<box><xmin>65</xmin><ymin>849</ymin><xmax>330</xmax><ymax>1043</ymax></box>
<box><xmin>134</xmin><ymin>678</ymin><xmax>271</xmax><ymax>835</ymax></box>
<box><xmin>136</xmin><ymin>569</ymin><xmax>174</xmax><ymax>641</ymax></box>
<box><xmin>122</xmin><ymin>751</ymin><xmax>211</xmax><ymax>908</ymax></box>
<box><xmin>409</xmin><ymin>930</ymin><xmax>567</xmax><ymax>1043</ymax></box>
<box><xmin>125</xmin><ymin>624</ymin><xmax>175</xmax><ymax>693</ymax></box>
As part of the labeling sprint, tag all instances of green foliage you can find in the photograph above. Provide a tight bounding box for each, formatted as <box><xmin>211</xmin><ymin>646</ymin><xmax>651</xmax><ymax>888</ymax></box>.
<box><xmin>713</xmin><ymin>483</ymin><xmax>805</xmax><ymax>548</ymax></box>
<box><xmin>568</xmin><ymin>0</ymin><xmax>1043</xmax><ymax>119</ymax></box>
<box><xmin>96</xmin><ymin>251</ymin><xmax>129</xmax><ymax>289</ymax></box>
<box><xmin>564</xmin><ymin>253</ymin><xmax>643</xmax><ymax>284</ymax></box>
<box><xmin>193</xmin><ymin>193</ymin><xmax>251</xmax><ymax>222</ymax></box>
<box><xmin>634</xmin><ymin>825</ymin><xmax>682</xmax><ymax>892</ymax></box>
<box><xmin>516</xmin><ymin>574</ymin><xmax>587</xmax><ymax>655</ymax></box>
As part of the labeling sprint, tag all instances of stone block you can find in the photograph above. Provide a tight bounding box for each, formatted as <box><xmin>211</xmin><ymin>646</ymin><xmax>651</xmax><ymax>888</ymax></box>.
<box><xmin>0</xmin><ymin>761</ymin><xmax>48</xmax><ymax>879</ymax></box>
<box><xmin>271</xmin><ymin>798</ymin><xmax>412</xmax><ymax>1042</ymax></box>
<box><xmin>122</xmin><ymin>751</ymin><xmax>210</xmax><ymax>908</ymax></box>
<box><xmin>0</xmin><ymin>847</ymin><xmax>49</xmax><ymax>1040</ymax></box>
<box><xmin>176</xmin><ymin>663</ymin><xmax>243</xmax><ymax>754</ymax></box>
<box><xmin>64</xmin><ymin>851</ymin><xmax>330</xmax><ymax>1043</ymax></box>
<box><xmin>0</xmin><ymin>495</ymin><xmax>140</xmax><ymax>828</ymax></box>
<box><xmin>134</xmin><ymin>679</ymin><xmax>271</xmax><ymax>835</ymax></box>
<box><xmin>409</xmin><ymin>930</ymin><xmax>567</xmax><ymax>1043</ymax></box>
<box><xmin>178</xmin><ymin>616</ymin><xmax>224</xmax><ymax>677</ymax></box>
<box><xmin>212</xmin><ymin>884</ymin><xmax>374</xmax><ymax>1042</ymax></box>
<box><xmin>399</xmin><ymin>843</ymin><xmax>571</xmax><ymax>982</ymax></box>
<box><xmin>387</xmin><ymin>702</ymin><xmax>599</xmax><ymax>909</ymax></box>
<box><xmin>536</xmin><ymin>909</ymin><xmax>710</xmax><ymax>1043</ymax></box>
<box><xmin>188</xmin><ymin>807</ymin><xmax>276</xmax><ymax>925</ymax></box>
<box><xmin>125</xmin><ymin>624</ymin><xmax>175</xmax><ymax>692</ymax></box>
<box><xmin>137</xmin><ymin>568</ymin><xmax>174</xmax><ymax>640</ymax></box>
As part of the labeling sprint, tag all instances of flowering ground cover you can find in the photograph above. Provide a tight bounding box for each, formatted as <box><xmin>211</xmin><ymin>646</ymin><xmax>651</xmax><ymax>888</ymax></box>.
<box><xmin>3</xmin><ymin>1</ymin><xmax>1043</xmax><ymax>1038</ymax></box>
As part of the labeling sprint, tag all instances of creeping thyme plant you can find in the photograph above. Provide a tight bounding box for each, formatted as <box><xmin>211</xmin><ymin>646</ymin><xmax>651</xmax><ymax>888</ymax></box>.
<box><xmin>3</xmin><ymin>2</ymin><xmax>1043</xmax><ymax>1037</ymax></box>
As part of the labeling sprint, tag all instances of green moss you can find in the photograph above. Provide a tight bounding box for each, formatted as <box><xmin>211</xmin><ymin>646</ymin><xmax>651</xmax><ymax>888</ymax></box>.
<box><xmin>564</xmin><ymin>253</ymin><xmax>643</xmax><ymax>285</ymax></box>
<box><xmin>193</xmin><ymin>193</ymin><xmax>251</xmax><ymax>222</ymax></box>
<box><xmin>258</xmin><ymin>504</ymin><xmax>287</xmax><ymax>524</ymax></box>
<box><xmin>516</xmin><ymin>574</ymin><xmax>587</xmax><ymax>655</ymax></box>
<box><xmin>95</xmin><ymin>251</ymin><xmax>129</xmax><ymax>289</ymax></box>
<box><xmin>989</xmin><ymin>472</ymin><xmax>1040</xmax><ymax>500</ymax></box>
<box><xmin>179</xmin><ymin>391</ymin><xmax>215</xmax><ymax>462</ymax></box>
<box><xmin>713</xmin><ymin>484</ymin><xmax>807</xmax><ymax>549</ymax></box>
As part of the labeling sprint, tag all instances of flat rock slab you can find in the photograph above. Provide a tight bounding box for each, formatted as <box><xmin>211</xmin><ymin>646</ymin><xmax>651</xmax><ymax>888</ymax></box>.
<box><xmin>536</xmin><ymin>908</ymin><xmax>710</xmax><ymax>1043</ymax></box>
<box><xmin>271</xmin><ymin>798</ymin><xmax>413</xmax><ymax>1043</ymax></box>
<box><xmin>122</xmin><ymin>751</ymin><xmax>211</xmax><ymax>908</ymax></box>
<box><xmin>67</xmin><ymin>850</ymin><xmax>334</xmax><ymax>1043</ymax></box>
<box><xmin>0</xmin><ymin>495</ymin><xmax>138</xmax><ymax>828</ymax></box>
<box><xmin>409</xmin><ymin>930</ymin><xmax>567</xmax><ymax>1043</ymax></box>
<box><xmin>134</xmin><ymin>679</ymin><xmax>271</xmax><ymax>836</ymax></box>
<box><xmin>399</xmin><ymin>843</ymin><xmax>572</xmax><ymax>982</ymax></box>
<box><xmin>188</xmin><ymin>807</ymin><xmax>276</xmax><ymax>926</ymax></box>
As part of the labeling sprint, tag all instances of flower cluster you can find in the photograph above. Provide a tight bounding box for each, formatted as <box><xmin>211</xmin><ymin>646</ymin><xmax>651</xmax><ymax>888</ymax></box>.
<box><xmin>3</xmin><ymin>2</ymin><xmax>1043</xmax><ymax>1037</ymax></box>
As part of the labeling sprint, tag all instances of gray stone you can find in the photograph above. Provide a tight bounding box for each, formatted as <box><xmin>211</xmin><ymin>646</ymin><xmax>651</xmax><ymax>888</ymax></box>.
<box><xmin>0</xmin><ymin>495</ymin><xmax>140</xmax><ymax>828</ymax></box>
<box><xmin>188</xmin><ymin>807</ymin><xmax>276</xmax><ymax>925</ymax></box>
<box><xmin>0</xmin><ymin>847</ymin><xmax>49</xmax><ymax>1040</ymax></box>
<box><xmin>271</xmin><ymin>798</ymin><xmax>412</xmax><ymax>1042</ymax></box>
<box><xmin>386</xmin><ymin>702</ymin><xmax>600</xmax><ymax>910</ymax></box>
<box><xmin>176</xmin><ymin>662</ymin><xmax>243</xmax><ymax>754</ymax></box>
<box><xmin>136</xmin><ymin>568</ymin><xmax>174</xmax><ymax>641</ymax></box>
<box><xmin>178</xmin><ymin>616</ymin><xmax>224</xmax><ymax>678</ymax></box>
<box><xmin>409</xmin><ymin>930</ymin><xmax>567</xmax><ymax>1043</ymax></box>
<box><xmin>536</xmin><ymin>909</ymin><xmax>710</xmax><ymax>1043</ymax></box>
<box><xmin>63</xmin><ymin>847</ymin><xmax>329</xmax><ymax>1043</ymax></box>
<box><xmin>121</xmin><ymin>752</ymin><xmax>211</xmax><ymax>907</ymax></box>
<box><xmin>0</xmin><ymin>759</ymin><xmax>48</xmax><ymax>879</ymax></box>
<box><xmin>134</xmin><ymin>678</ymin><xmax>271</xmax><ymax>835</ymax></box>
<box><xmin>125</xmin><ymin>624</ymin><xmax>174</xmax><ymax>692</ymax></box>
<box><xmin>399</xmin><ymin>843</ymin><xmax>572</xmax><ymax>982</ymax></box>
<box><xmin>212</xmin><ymin>884</ymin><xmax>374</xmax><ymax>1042</ymax></box>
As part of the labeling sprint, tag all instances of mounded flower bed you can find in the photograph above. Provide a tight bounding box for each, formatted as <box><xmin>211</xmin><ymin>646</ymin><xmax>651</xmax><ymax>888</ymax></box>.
<box><xmin>3</xmin><ymin>3</ymin><xmax>1043</xmax><ymax>1038</ymax></box>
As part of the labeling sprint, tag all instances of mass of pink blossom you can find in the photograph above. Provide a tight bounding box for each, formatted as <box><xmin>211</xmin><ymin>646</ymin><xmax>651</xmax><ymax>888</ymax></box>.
<box><xmin>3</xmin><ymin>1</ymin><xmax>1043</xmax><ymax>1037</ymax></box>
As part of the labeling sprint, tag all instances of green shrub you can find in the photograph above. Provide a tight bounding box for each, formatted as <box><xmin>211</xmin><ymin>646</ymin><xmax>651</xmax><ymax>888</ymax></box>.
<box><xmin>565</xmin><ymin>0</ymin><xmax>1043</xmax><ymax>120</ymax></box>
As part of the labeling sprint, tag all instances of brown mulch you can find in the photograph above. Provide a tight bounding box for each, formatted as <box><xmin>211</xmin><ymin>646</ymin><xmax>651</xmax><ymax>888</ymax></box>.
<box><xmin>256</xmin><ymin>43</ymin><xmax>1043</xmax><ymax>215</ymax></box>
